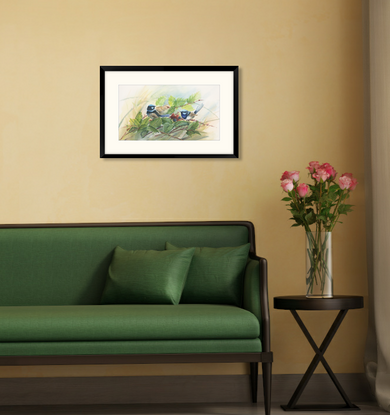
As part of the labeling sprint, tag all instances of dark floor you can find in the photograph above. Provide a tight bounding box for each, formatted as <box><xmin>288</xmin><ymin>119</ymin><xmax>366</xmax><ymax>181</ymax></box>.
<box><xmin>0</xmin><ymin>402</ymin><xmax>386</xmax><ymax>415</ymax></box>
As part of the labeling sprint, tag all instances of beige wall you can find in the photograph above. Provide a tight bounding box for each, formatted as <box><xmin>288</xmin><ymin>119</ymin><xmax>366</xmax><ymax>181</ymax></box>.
<box><xmin>0</xmin><ymin>0</ymin><xmax>366</xmax><ymax>378</ymax></box>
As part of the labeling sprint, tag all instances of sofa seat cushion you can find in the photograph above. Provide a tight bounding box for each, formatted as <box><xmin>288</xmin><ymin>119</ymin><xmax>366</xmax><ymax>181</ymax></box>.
<box><xmin>0</xmin><ymin>305</ymin><xmax>260</xmax><ymax>342</ymax></box>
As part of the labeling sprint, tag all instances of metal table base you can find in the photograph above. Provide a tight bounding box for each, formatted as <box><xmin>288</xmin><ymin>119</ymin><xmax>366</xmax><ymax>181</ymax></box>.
<box><xmin>274</xmin><ymin>296</ymin><xmax>364</xmax><ymax>412</ymax></box>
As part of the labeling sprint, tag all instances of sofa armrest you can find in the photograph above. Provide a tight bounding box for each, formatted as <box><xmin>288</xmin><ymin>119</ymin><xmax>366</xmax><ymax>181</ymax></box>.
<box><xmin>243</xmin><ymin>255</ymin><xmax>271</xmax><ymax>352</ymax></box>
<box><xmin>243</xmin><ymin>259</ymin><xmax>261</xmax><ymax>322</ymax></box>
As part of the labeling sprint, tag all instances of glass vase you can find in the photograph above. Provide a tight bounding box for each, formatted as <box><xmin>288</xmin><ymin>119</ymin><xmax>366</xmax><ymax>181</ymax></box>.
<box><xmin>306</xmin><ymin>231</ymin><xmax>333</xmax><ymax>298</ymax></box>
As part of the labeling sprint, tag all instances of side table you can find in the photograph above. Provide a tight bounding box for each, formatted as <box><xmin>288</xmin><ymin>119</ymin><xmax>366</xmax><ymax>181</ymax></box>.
<box><xmin>274</xmin><ymin>295</ymin><xmax>364</xmax><ymax>411</ymax></box>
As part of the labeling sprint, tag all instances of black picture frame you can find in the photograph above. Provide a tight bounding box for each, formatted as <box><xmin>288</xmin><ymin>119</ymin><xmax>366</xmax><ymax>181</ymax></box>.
<box><xmin>100</xmin><ymin>66</ymin><xmax>239</xmax><ymax>158</ymax></box>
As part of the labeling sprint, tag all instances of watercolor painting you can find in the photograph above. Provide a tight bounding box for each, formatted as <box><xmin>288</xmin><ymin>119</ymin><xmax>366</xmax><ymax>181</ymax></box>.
<box><xmin>118</xmin><ymin>85</ymin><xmax>220</xmax><ymax>141</ymax></box>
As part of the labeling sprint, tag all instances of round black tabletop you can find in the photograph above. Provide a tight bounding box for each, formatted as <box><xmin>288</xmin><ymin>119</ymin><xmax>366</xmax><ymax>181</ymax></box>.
<box><xmin>274</xmin><ymin>295</ymin><xmax>364</xmax><ymax>311</ymax></box>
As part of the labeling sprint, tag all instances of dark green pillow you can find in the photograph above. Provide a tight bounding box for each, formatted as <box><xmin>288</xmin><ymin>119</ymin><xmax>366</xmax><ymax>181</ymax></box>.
<box><xmin>100</xmin><ymin>247</ymin><xmax>195</xmax><ymax>305</ymax></box>
<box><xmin>165</xmin><ymin>242</ymin><xmax>250</xmax><ymax>306</ymax></box>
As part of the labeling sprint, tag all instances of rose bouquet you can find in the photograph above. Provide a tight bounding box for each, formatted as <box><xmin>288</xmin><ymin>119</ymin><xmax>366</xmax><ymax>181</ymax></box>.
<box><xmin>280</xmin><ymin>161</ymin><xmax>358</xmax><ymax>297</ymax></box>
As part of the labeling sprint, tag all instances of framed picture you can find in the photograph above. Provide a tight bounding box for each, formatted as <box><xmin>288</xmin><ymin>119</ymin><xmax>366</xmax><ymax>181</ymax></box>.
<box><xmin>100</xmin><ymin>66</ymin><xmax>238</xmax><ymax>158</ymax></box>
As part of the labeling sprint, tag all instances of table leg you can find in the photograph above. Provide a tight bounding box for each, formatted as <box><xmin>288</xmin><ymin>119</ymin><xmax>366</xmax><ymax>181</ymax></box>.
<box><xmin>281</xmin><ymin>309</ymin><xmax>360</xmax><ymax>411</ymax></box>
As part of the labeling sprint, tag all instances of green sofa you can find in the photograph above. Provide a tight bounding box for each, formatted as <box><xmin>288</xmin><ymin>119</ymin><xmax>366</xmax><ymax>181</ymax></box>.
<box><xmin>0</xmin><ymin>221</ymin><xmax>272</xmax><ymax>414</ymax></box>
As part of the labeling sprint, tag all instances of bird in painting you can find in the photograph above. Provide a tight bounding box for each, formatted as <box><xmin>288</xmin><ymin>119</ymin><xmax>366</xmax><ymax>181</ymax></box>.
<box><xmin>156</xmin><ymin>105</ymin><xmax>170</xmax><ymax>115</ymax></box>
<box><xmin>180</xmin><ymin>102</ymin><xmax>204</xmax><ymax>120</ymax></box>
<box><xmin>146</xmin><ymin>104</ymin><xmax>171</xmax><ymax>119</ymax></box>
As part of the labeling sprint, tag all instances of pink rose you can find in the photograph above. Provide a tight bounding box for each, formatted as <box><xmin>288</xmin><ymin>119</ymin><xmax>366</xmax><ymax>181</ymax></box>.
<box><xmin>281</xmin><ymin>179</ymin><xmax>294</xmax><ymax>192</ymax></box>
<box><xmin>306</xmin><ymin>161</ymin><xmax>320</xmax><ymax>174</ymax></box>
<box><xmin>280</xmin><ymin>171</ymin><xmax>290</xmax><ymax>180</ymax></box>
<box><xmin>320</xmin><ymin>163</ymin><xmax>337</xmax><ymax>180</ymax></box>
<box><xmin>350</xmin><ymin>178</ymin><xmax>358</xmax><ymax>191</ymax></box>
<box><xmin>339</xmin><ymin>175</ymin><xmax>352</xmax><ymax>190</ymax></box>
<box><xmin>296</xmin><ymin>183</ymin><xmax>309</xmax><ymax>198</ymax></box>
<box><xmin>312</xmin><ymin>168</ymin><xmax>330</xmax><ymax>182</ymax></box>
<box><xmin>281</xmin><ymin>170</ymin><xmax>300</xmax><ymax>182</ymax></box>
<box><xmin>289</xmin><ymin>170</ymin><xmax>300</xmax><ymax>182</ymax></box>
<box><xmin>340</xmin><ymin>173</ymin><xmax>358</xmax><ymax>190</ymax></box>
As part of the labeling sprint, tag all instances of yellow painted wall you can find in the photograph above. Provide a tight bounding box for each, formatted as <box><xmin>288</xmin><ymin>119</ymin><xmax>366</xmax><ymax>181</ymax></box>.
<box><xmin>0</xmin><ymin>0</ymin><xmax>366</xmax><ymax>378</ymax></box>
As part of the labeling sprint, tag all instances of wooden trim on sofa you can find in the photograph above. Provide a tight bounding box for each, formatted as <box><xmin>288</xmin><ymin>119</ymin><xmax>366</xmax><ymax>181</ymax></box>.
<box><xmin>0</xmin><ymin>352</ymin><xmax>273</xmax><ymax>367</ymax></box>
<box><xmin>249</xmin><ymin>254</ymin><xmax>271</xmax><ymax>354</ymax></box>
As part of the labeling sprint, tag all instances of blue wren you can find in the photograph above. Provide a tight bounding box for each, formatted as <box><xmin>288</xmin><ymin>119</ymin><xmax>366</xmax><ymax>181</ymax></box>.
<box><xmin>155</xmin><ymin>105</ymin><xmax>170</xmax><ymax>115</ymax></box>
<box><xmin>146</xmin><ymin>104</ymin><xmax>171</xmax><ymax>119</ymax></box>
<box><xmin>180</xmin><ymin>102</ymin><xmax>204</xmax><ymax>120</ymax></box>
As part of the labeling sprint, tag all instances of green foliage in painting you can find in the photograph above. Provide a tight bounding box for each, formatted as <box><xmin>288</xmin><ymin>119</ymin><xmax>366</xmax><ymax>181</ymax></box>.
<box><xmin>155</xmin><ymin>96</ymin><xmax>166</xmax><ymax>106</ymax></box>
<box><xmin>121</xmin><ymin>92</ymin><xmax>206</xmax><ymax>141</ymax></box>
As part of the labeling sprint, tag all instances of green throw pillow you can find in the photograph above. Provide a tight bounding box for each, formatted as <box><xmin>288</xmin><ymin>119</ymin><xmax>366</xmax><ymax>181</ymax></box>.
<box><xmin>165</xmin><ymin>242</ymin><xmax>250</xmax><ymax>306</ymax></box>
<box><xmin>100</xmin><ymin>247</ymin><xmax>195</xmax><ymax>305</ymax></box>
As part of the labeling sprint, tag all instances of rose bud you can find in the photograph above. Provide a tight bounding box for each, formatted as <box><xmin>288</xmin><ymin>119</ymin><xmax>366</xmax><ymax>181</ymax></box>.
<box><xmin>281</xmin><ymin>170</ymin><xmax>300</xmax><ymax>182</ymax></box>
<box><xmin>320</xmin><ymin>163</ymin><xmax>337</xmax><ymax>180</ymax></box>
<box><xmin>312</xmin><ymin>168</ymin><xmax>330</xmax><ymax>182</ymax></box>
<box><xmin>281</xmin><ymin>179</ymin><xmax>294</xmax><ymax>192</ymax></box>
<box><xmin>306</xmin><ymin>161</ymin><xmax>320</xmax><ymax>174</ymax></box>
<box><xmin>340</xmin><ymin>173</ymin><xmax>358</xmax><ymax>190</ymax></box>
<box><xmin>297</xmin><ymin>183</ymin><xmax>309</xmax><ymax>198</ymax></box>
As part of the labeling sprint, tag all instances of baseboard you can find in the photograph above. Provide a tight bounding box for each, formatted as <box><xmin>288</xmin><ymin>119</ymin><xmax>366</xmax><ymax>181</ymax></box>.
<box><xmin>0</xmin><ymin>373</ymin><xmax>374</xmax><ymax>405</ymax></box>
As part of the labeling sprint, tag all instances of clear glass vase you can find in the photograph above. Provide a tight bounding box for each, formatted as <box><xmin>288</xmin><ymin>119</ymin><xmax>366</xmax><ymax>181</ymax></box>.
<box><xmin>306</xmin><ymin>231</ymin><xmax>333</xmax><ymax>298</ymax></box>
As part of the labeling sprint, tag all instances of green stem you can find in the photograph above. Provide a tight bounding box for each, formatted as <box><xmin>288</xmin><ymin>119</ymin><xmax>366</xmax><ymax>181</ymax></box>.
<box><xmin>290</xmin><ymin>190</ymin><xmax>310</xmax><ymax>232</ymax></box>
<box><xmin>317</xmin><ymin>182</ymin><xmax>322</xmax><ymax>235</ymax></box>
<box><xmin>307</xmin><ymin>231</ymin><xmax>332</xmax><ymax>296</ymax></box>
<box><xmin>329</xmin><ymin>189</ymin><xmax>348</xmax><ymax>232</ymax></box>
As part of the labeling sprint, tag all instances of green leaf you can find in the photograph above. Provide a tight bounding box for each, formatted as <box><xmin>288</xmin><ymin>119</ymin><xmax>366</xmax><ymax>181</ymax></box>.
<box><xmin>188</xmin><ymin>121</ymin><xmax>199</xmax><ymax>131</ymax></box>
<box><xmin>128</xmin><ymin>126</ymin><xmax>138</xmax><ymax>133</ymax></box>
<box><xmin>135</xmin><ymin>111</ymin><xmax>142</xmax><ymax>124</ymax></box>
<box><xmin>175</xmin><ymin>98</ymin><xmax>187</xmax><ymax>107</ymax></box>
<box><xmin>155</xmin><ymin>96</ymin><xmax>166</xmax><ymax>106</ymax></box>
<box><xmin>167</xmin><ymin>107</ymin><xmax>176</xmax><ymax>114</ymax></box>
<box><xmin>140</xmin><ymin>117</ymin><xmax>149</xmax><ymax>128</ymax></box>
<box><xmin>282</xmin><ymin>197</ymin><xmax>292</xmax><ymax>202</ymax></box>
<box><xmin>175</xmin><ymin>121</ymin><xmax>190</xmax><ymax>128</ymax></box>
<box><xmin>188</xmin><ymin>92</ymin><xmax>201</xmax><ymax>103</ymax></box>
<box><xmin>290</xmin><ymin>216</ymin><xmax>301</xmax><ymax>222</ymax></box>
<box><xmin>168</xmin><ymin>96</ymin><xmax>175</xmax><ymax>106</ymax></box>
<box><xmin>140</xmin><ymin>128</ymin><xmax>149</xmax><ymax>138</ymax></box>
<box><xmin>148</xmin><ymin>126</ymin><xmax>159</xmax><ymax>133</ymax></box>
<box><xmin>305</xmin><ymin>210</ymin><xmax>316</xmax><ymax>225</ymax></box>
<box><xmin>187</xmin><ymin>129</ymin><xmax>201</xmax><ymax>137</ymax></box>
<box><xmin>163</xmin><ymin>121</ymin><xmax>174</xmax><ymax>133</ymax></box>
<box><xmin>181</xmin><ymin>104</ymin><xmax>194</xmax><ymax>111</ymax></box>
<box><xmin>150</xmin><ymin>117</ymin><xmax>162</xmax><ymax>129</ymax></box>
<box><xmin>338</xmin><ymin>204</ymin><xmax>354</xmax><ymax>215</ymax></box>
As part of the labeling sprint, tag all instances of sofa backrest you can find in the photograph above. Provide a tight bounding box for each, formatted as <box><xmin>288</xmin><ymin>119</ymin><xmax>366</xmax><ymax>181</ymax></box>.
<box><xmin>0</xmin><ymin>222</ymin><xmax>254</xmax><ymax>306</ymax></box>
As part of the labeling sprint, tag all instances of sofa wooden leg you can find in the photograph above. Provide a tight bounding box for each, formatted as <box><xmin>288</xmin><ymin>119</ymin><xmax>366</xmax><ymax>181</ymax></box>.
<box><xmin>262</xmin><ymin>361</ymin><xmax>272</xmax><ymax>415</ymax></box>
<box><xmin>250</xmin><ymin>362</ymin><xmax>258</xmax><ymax>403</ymax></box>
